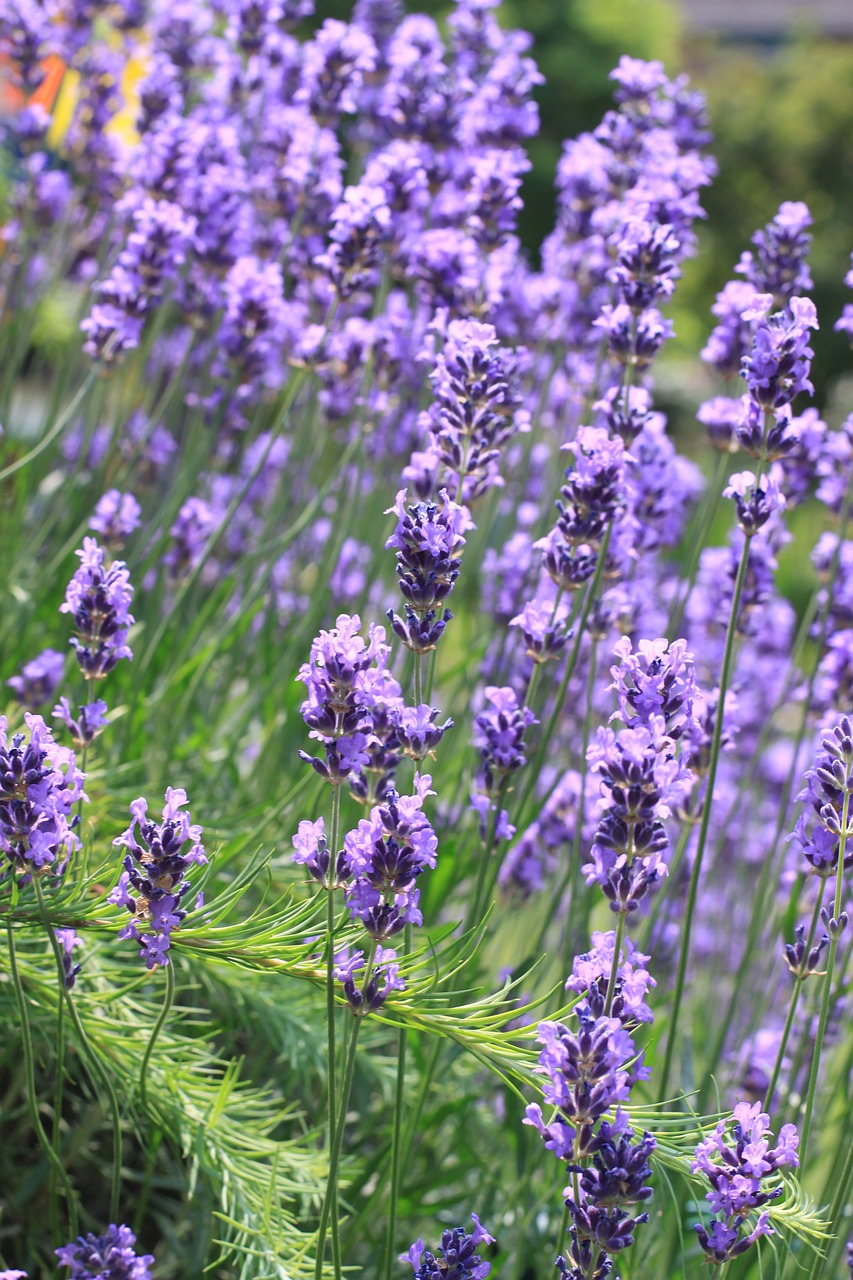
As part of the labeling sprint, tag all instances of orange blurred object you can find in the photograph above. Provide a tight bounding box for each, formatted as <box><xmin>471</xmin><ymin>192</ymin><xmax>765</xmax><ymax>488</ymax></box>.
<box><xmin>0</xmin><ymin>52</ymin><xmax>67</xmax><ymax>116</ymax></box>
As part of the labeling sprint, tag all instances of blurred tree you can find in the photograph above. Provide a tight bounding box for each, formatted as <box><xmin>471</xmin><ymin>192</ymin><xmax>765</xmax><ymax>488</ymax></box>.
<box><xmin>675</xmin><ymin>36</ymin><xmax>853</xmax><ymax>412</ymax></box>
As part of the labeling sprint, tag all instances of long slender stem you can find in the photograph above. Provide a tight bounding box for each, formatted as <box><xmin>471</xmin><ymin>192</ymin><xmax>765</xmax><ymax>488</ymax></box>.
<box><xmin>514</xmin><ymin>527</ymin><xmax>613</xmax><ymax>834</ymax></box>
<box><xmin>798</xmin><ymin>788</ymin><xmax>850</xmax><ymax>1165</ymax></box>
<box><xmin>558</xmin><ymin>633</ymin><xmax>599</xmax><ymax>966</ymax></box>
<box><xmin>808</xmin><ymin>1120</ymin><xmax>853</xmax><ymax>1280</ymax></box>
<box><xmin>603</xmin><ymin>914</ymin><xmax>626</xmax><ymax>1017</ymax></box>
<box><xmin>666</xmin><ymin>449</ymin><xmax>728</xmax><ymax>638</ymax></box>
<box><xmin>0</xmin><ymin>366</ymin><xmax>97</xmax><ymax>484</ymax></box>
<box><xmin>50</xmin><ymin>988</ymin><xmax>66</xmax><ymax>1243</ymax></box>
<box><xmin>383</xmin><ymin>924</ymin><xmax>411</xmax><ymax>1280</ymax></box>
<box><xmin>316</xmin><ymin>783</ymin><xmax>343</xmax><ymax>1280</ymax></box>
<box><xmin>6</xmin><ymin>920</ymin><xmax>78</xmax><ymax>1236</ymax></box>
<box><xmin>762</xmin><ymin>888</ymin><xmax>825</xmax><ymax>1113</ymax></box>
<box><xmin>140</xmin><ymin>959</ymin><xmax>176</xmax><ymax>1111</ymax></box>
<box><xmin>317</xmin><ymin>950</ymin><xmax>373</xmax><ymax>1280</ymax></box>
<box><xmin>658</xmin><ymin>530</ymin><xmax>752</xmax><ymax>1102</ymax></box>
<box><xmin>34</xmin><ymin>879</ymin><xmax>123</xmax><ymax>1222</ymax></box>
<box><xmin>413</xmin><ymin>651</ymin><xmax>424</xmax><ymax>710</ymax></box>
<box><xmin>467</xmin><ymin>778</ymin><xmax>508</xmax><ymax>930</ymax></box>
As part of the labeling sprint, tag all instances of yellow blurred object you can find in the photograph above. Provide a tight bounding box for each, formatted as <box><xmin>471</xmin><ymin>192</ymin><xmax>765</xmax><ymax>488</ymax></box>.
<box><xmin>44</xmin><ymin>39</ymin><xmax>149</xmax><ymax>150</ymax></box>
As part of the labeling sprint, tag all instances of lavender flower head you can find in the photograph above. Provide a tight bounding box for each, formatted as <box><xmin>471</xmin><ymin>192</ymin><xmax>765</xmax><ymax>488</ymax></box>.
<box><xmin>691</xmin><ymin>1103</ymin><xmax>798</xmax><ymax>1264</ymax></box>
<box><xmin>524</xmin><ymin>1013</ymin><xmax>635</xmax><ymax>1162</ymax></box>
<box><xmin>55</xmin><ymin>928</ymin><xmax>83</xmax><ymax>990</ymax></box>
<box><xmin>334</xmin><ymin>943</ymin><xmax>405</xmax><ymax>1013</ymax></box>
<box><xmin>537</xmin><ymin>428</ymin><xmax>628</xmax><ymax>594</ymax></box>
<box><xmin>343</xmin><ymin>774</ymin><xmax>437</xmax><ymax>940</ymax></box>
<box><xmin>741</xmin><ymin>295</ymin><xmax>818</xmax><ymax>413</ymax></box>
<box><xmin>292</xmin><ymin>815</ymin><xmax>347</xmax><ymax>890</ymax></box>
<box><xmin>61</xmin><ymin>538</ymin><xmax>135</xmax><ymax>679</ymax></box>
<box><xmin>56</xmin><ymin>1224</ymin><xmax>153</xmax><ymax>1280</ymax></box>
<box><xmin>791</xmin><ymin>715</ymin><xmax>853</xmax><ymax>891</ymax></box>
<box><xmin>403</xmin><ymin>1216</ymin><xmax>494</xmax><ymax>1280</ymax></box>
<box><xmin>422</xmin><ymin>319</ymin><xmax>529</xmax><ymax>502</ymax></box>
<box><xmin>609</xmin><ymin>636</ymin><xmax>697</xmax><ymax>738</ymax></box>
<box><xmin>110</xmin><ymin>787</ymin><xmax>207</xmax><ymax>968</ymax></box>
<box><xmin>724</xmin><ymin>471</ymin><xmax>786</xmax><ymax>538</ymax></box>
<box><xmin>835</xmin><ymin>253</ymin><xmax>853</xmax><ymax>344</ymax></box>
<box><xmin>471</xmin><ymin>686</ymin><xmax>536</xmax><ymax>823</ymax></box>
<box><xmin>297</xmin><ymin>614</ymin><xmax>391</xmax><ymax>784</ymax></box>
<box><xmin>0</xmin><ymin>714</ymin><xmax>85</xmax><ymax>876</ymax></box>
<box><xmin>90</xmin><ymin>490</ymin><xmax>141</xmax><ymax>550</ymax></box>
<box><xmin>735</xmin><ymin>202</ymin><xmax>813</xmax><ymax>302</ymax></box>
<box><xmin>385</xmin><ymin>487</ymin><xmax>471</xmax><ymax>654</ymax></box>
<box><xmin>567</xmin><ymin>930</ymin><xmax>657</xmax><ymax>1026</ymax></box>
<box><xmin>509</xmin><ymin>587</ymin><xmax>570</xmax><ymax>666</ymax></box>
<box><xmin>584</xmin><ymin>719</ymin><xmax>692</xmax><ymax>914</ymax></box>
<box><xmin>392</xmin><ymin>705</ymin><xmax>454</xmax><ymax>761</ymax></box>
<box><xmin>7</xmin><ymin>649</ymin><xmax>65</xmax><ymax>709</ymax></box>
<box><xmin>53</xmin><ymin>697</ymin><xmax>109</xmax><ymax>748</ymax></box>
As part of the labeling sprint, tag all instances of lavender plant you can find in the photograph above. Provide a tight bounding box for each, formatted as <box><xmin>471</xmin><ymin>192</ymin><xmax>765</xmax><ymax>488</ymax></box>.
<box><xmin>0</xmin><ymin>5</ymin><xmax>849</xmax><ymax>1280</ymax></box>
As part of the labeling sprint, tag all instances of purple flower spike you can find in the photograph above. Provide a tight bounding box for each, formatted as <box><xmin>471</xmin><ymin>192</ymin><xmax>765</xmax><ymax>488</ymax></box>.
<box><xmin>392</xmin><ymin>705</ymin><xmax>454</xmax><ymax>761</ymax></box>
<box><xmin>510</xmin><ymin>592</ymin><xmax>570</xmax><ymax>665</ymax></box>
<box><xmin>385</xmin><ymin>487</ymin><xmax>470</xmax><ymax>654</ymax></box>
<box><xmin>692</xmin><ymin>1103</ymin><xmax>798</xmax><ymax>1264</ymax></box>
<box><xmin>7</xmin><ymin>648</ymin><xmax>65</xmax><ymax>710</ymax></box>
<box><xmin>609</xmin><ymin>636</ymin><xmax>699</xmax><ymax>739</ymax></box>
<box><xmin>56</xmin><ymin>1224</ymin><xmax>153</xmax><ymax>1280</ymax></box>
<box><xmin>472</xmin><ymin>686</ymin><xmax>536</xmax><ymax>800</ymax></box>
<box><xmin>735</xmin><ymin>201</ymin><xmax>813</xmax><ymax>303</ymax></box>
<box><xmin>110</xmin><ymin>788</ymin><xmax>207</xmax><ymax>968</ymax></box>
<box><xmin>61</xmin><ymin>538</ymin><xmax>135</xmax><ymax>680</ymax></box>
<box><xmin>402</xmin><ymin>1215</ymin><xmax>494</xmax><ymax>1279</ymax></box>
<box><xmin>343</xmin><ymin>776</ymin><xmax>437</xmax><ymax>939</ymax></box>
<box><xmin>55</xmin><ymin>928</ymin><xmax>83</xmax><ymax>990</ymax></box>
<box><xmin>53</xmin><ymin>697</ymin><xmax>109</xmax><ymax>748</ymax></box>
<box><xmin>741</xmin><ymin>296</ymin><xmax>818</xmax><ymax>413</ymax></box>
<box><xmin>422</xmin><ymin>319</ymin><xmax>529</xmax><ymax>502</ymax></box>
<box><xmin>89</xmin><ymin>490</ymin><xmax>141</xmax><ymax>550</ymax></box>
<box><xmin>584</xmin><ymin>719</ymin><xmax>692</xmax><ymax>914</ymax></box>
<box><xmin>297</xmin><ymin>614</ymin><xmax>392</xmax><ymax>785</ymax></box>
<box><xmin>791</xmin><ymin>715</ymin><xmax>853</xmax><ymax>883</ymax></box>
<box><xmin>334</xmin><ymin>943</ymin><xmax>405</xmax><ymax>1013</ymax></box>
<box><xmin>609</xmin><ymin>219</ymin><xmax>681</xmax><ymax>314</ymax></box>
<box><xmin>0</xmin><ymin>714</ymin><xmax>85</xmax><ymax>876</ymax></box>
<box><xmin>724</xmin><ymin>471</ymin><xmax>786</xmax><ymax>537</ymax></box>
<box><xmin>291</xmin><ymin>816</ymin><xmax>348</xmax><ymax>890</ymax></box>
<box><xmin>567</xmin><ymin>930</ymin><xmax>657</xmax><ymax>1027</ymax></box>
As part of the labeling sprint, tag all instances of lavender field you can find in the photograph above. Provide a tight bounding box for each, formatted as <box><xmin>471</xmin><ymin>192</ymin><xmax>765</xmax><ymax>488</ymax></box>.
<box><xmin>1</xmin><ymin>2</ymin><xmax>852</xmax><ymax>1278</ymax></box>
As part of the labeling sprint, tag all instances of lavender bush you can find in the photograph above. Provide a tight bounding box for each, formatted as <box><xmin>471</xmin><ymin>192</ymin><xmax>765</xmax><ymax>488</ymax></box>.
<box><xmin>0</xmin><ymin>4</ymin><xmax>851</xmax><ymax>1279</ymax></box>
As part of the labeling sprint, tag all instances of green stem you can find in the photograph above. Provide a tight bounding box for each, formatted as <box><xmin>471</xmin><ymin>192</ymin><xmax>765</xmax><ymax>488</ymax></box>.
<box><xmin>383</xmin><ymin>924</ymin><xmax>412</xmax><ymax>1280</ymax></box>
<box><xmin>316</xmin><ymin>783</ymin><xmax>343</xmax><ymax>1280</ymax></box>
<box><xmin>467</xmin><ymin>778</ymin><xmax>508</xmax><ymax>931</ymax></box>
<box><xmin>762</xmin><ymin>888</ymin><xmax>825</xmax><ymax>1113</ymax></box>
<box><xmin>0</xmin><ymin>366</ymin><xmax>97</xmax><ymax>484</ymax></box>
<box><xmin>140</xmin><ymin>958</ymin><xmax>176</xmax><ymax>1112</ymax></box>
<box><xmin>808</xmin><ymin>1122</ymin><xmax>853</xmax><ymax>1280</ymax></box>
<box><xmin>413</xmin><ymin>651</ymin><xmax>424</xmax><ymax>710</ymax></box>
<box><xmin>316</xmin><ymin>962</ymin><xmax>371</xmax><ymax>1280</ymax></box>
<box><xmin>34</xmin><ymin>878</ymin><xmax>123</xmax><ymax>1222</ymax></box>
<box><xmin>50</xmin><ymin>991</ymin><xmax>65</xmax><ymax>1244</ymax></box>
<box><xmin>798</xmin><ymin>788</ymin><xmax>850</xmax><ymax>1165</ymax></box>
<box><xmin>603</xmin><ymin>914</ymin><xmax>627</xmax><ymax>1017</ymax></box>
<box><xmin>658</xmin><ymin>528</ymin><xmax>752</xmax><ymax>1102</ymax></box>
<box><xmin>6</xmin><ymin>920</ymin><xmax>78</xmax><ymax>1236</ymax></box>
<box><xmin>666</xmin><ymin>449</ymin><xmax>728</xmax><ymax>638</ymax></box>
<box><xmin>556</xmin><ymin>633</ymin><xmax>599</xmax><ymax>966</ymax></box>
<box><xmin>514</xmin><ymin>526</ymin><xmax>613</xmax><ymax>834</ymax></box>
